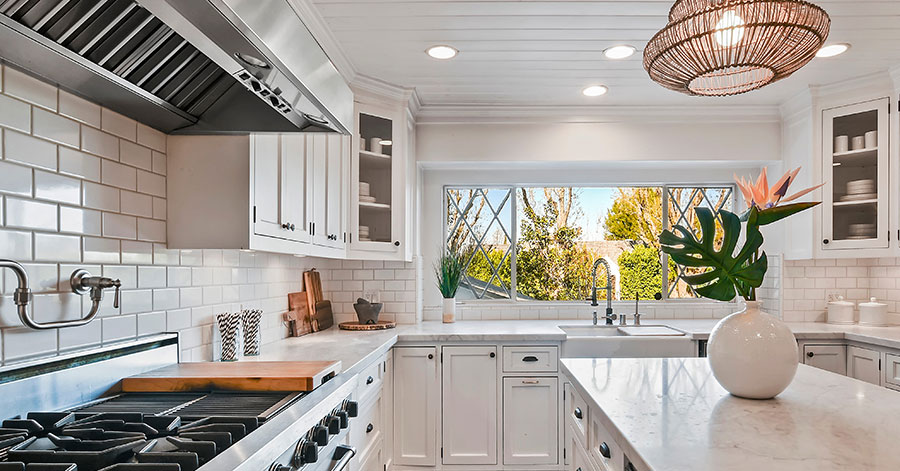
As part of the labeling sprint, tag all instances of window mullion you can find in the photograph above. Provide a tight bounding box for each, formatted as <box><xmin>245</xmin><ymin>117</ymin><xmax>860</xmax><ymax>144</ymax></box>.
<box><xmin>661</xmin><ymin>186</ymin><xmax>670</xmax><ymax>301</ymax></box>
<box><xmin>510</xmin><ymin>187</ymin><xmax>518</xmax><ymax>302</ymax></box>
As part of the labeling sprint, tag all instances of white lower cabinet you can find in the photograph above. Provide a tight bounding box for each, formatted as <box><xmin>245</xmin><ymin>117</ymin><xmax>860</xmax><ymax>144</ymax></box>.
<box><xmin>847</xmin><ymin>345</ymin><xmax>881</xmax><ymax>385</ymax></box>
<box><xmin>802</xmin><ymin>344</ymin><xmax>847</xmax><ymax>375</ymax></box>
<box><xmin>393</xmin><ymin>347</ymin><xmax>439</xmax><ymax>467</ymax></box>
<box><xmin>884</xmin><ymin>353</ymin><xmax>900</xmax><ymax>390</ymax></box>
<box><xmin>502</xmin><ymin>377</ymin><xmax>558</xmax><ymax>465</ymax></box>
<box><xmin>442</xmin><ymin>346</ymin><xmax>498</xmax><ymax>465</ymax></box>
<box><xmin>568</xmin><ymin>424</ymin><xmax>600</xmax><ymax>471</ymax></box>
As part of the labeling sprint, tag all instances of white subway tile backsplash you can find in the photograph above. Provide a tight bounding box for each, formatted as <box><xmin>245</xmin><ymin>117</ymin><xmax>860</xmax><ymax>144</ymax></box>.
<box><xmin>153</xmin><ymin>288</ymin><xmax>180</xmax><ymax>310</ymax></box>
<box><xmin>33</xmin><ymin>108</ymin><xmax>79</xmax><ymax>148</ymax></box>
<box><xmin>3</xmin><ymin>66</ymin><xmax>56</xmax><ymax>111</ymax></box>
<box><xmin>121</xmin><ymin>240</ymin><xmax>153</xmax><ymax>265</ymax></box>
<box><xmin>58</xmin><ymin>321</ymin><xmax>102</xmax><ymax>351</ymax></box>
<box><xmin>137</xmin><ymin>311</ymin><xmax>166</xmax><ymax>335</ymax></box>
<box><xmin>101</xmin><ymin>109</ymin><xmax>137</xmax><ymax>141</ymax></box>
<box><xmin>103</xmin><ymin>265</ymin><xmax>137</xmax><ymax>290</ymax></box>
<box><xmin>81</xmin><ymin>126</ymin><xmax>119</xmax><ymax>160</ymax></box>
<box><xmin>120</xmin><ymin>140</ymin><xmax>152</xmax><ymax>171</ymax></box>
<box><xmin>101</xmin><ymin>160</ymin><xmax>137</xmax><ymax>191</ymax></box>
<box><xmin>32</xmin><ymin>292</ymin><xmax>82</xmax><ymax>324</ymax></box>
<box><xmin>0</xmin><ymin>161</ymin><xmax>33</xmax><ymax>196</ymax></box>
<box><xmin>137</xmin><ymin>218</ymin><xmax>165</xmax><ymax>242</ymax></box>
<box><xmin>136</xmin><ymin>170</ymin><xmax>165</xmax><ymax>197</ymax></box>
<box><xmin>21</xmin><ymin>263</ymin><xmax>58</xmax><ymax>293</ymax></box>
<box><xmin>5</xmin><ymin>197</ymin><xmax>57</xmax><ymax>231</ymax></box>
<box><xmin>0</xmin><ymin>94</ymin><xmax>31</xmax><ymax>133</ymax></box>
<box><xmin>59</xmin><ymin>147</ymin><xmax>101</xmax><ymax>182</ymax></box>
<box><xmin>102</xmin><ymin>315</ymin><xmax>136</xmax><ymax>342</ymax></box>
<box><xmin>180</xmin><ymin>287</ymin><xmax>203</xmax><ymax>308</ymax></box>
<box><xmin>82</xmin><ymin>182</ymin><xmax>119</xmax><ymax>211</ymax></box>
<box><xmin>3</xmin><ymin>327</ymin><xmax>57</xmax><ymax>362</ymax></box>
<box><xmin>0</xmin><ymin>229</ymin><xmax>32</xmax><ymax>260</ymax></box>
<box><xmin>152</xmin><ymin>197</ymin><xmax>166</xmax><ymax>220</ymax></box>
<box><xmin>58</xmin><ymin>90</ymin><xmax>101</xmax><ymax>128</ymax></box>
<box><xmin>102</xmin><ymin>213</ymin><xmax>137</xmax><ymax>239</ymax></box>
<box><xmin>34</xmin><ymin>171</ymin><xmax>81</xmax><ymax>205</ymax></box>
<box><xmin>138</xmin><ymin>266</ymin><xmax>167</xmax><ymax>289</ymax></box>
<box><xmin>152</xmin><ymin>152</ymin><xmax>166</xmax><ymax>176</ymax></box>
<box><xmin>4</xmin><ymin>129</ymin><xmax>57</xmax><ymax>170</ymax></box>
<box><xmin>152</xmin><ymin>243</ymin><xmax>178</xmax><ymax>265</ymax></box>
<box><xmin>82</xmin><ymin>237</ymin><xmax>120</xmax><ymax>264</ymax></box>
<box><xmin>120</xmin><ymin>190</ymin><xmax>153</xmax><ymax>218</ymax></box>
<box><xmin>136</xmin><ymin>124</ymin><xmax>166</xmax><ymax>153</ymax></box>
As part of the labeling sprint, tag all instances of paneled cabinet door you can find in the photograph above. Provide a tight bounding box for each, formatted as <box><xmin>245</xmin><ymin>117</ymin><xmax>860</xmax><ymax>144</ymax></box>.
<box><xmin>822</xmin><ymin>98</ymin><xmax>890</xmax><ymax>250</ymax></box>
<box><xmin>322</xmin><ymin>134</ymin><xmax>345</xmax><ymax>248</ymax></box>
<box><xmin>847</xmin><ymin>345</ymin><xmax>881</xmax><ymax>385</ymax></box>
<box><xmin>280</xmin><ymin>135</ymin><xmax>311</xmax><ymax>243</ymax></box>
<box><xmin>802</xmin><ymin>344</ymin><xmax>847</xmax><ymax>375</ymax></box>
<box><xmin>251</xmin><ymin>134</ymin><xmax>283</xmax><ymax>239</ymax></box>
<box><xmin>569</xmin><ymin>425</ymin><xmax>600</xmax><ymax>471</ymax></box>
<box><xmin>307</xmin><ymin>134</ymin><xmax>329</xmax><ymax>246</ymax></box>
<box><xmin>442</xmin><ymin>346</ymin><xmax>498</xmax><ymax>465</ymax></box>
<box><xmin>503</xmin><ymin>377</ymin><xmax>558</xmax><ymax>465</ymax></box>
<box><xmin>393</xmin><ymin>347</ymin><xmax>438</xmax><ymax>467</ymax></box>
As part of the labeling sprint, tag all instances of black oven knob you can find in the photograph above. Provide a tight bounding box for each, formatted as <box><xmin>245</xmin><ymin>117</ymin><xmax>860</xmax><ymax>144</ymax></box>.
<box><xmin>268</xmin><ymin>464</ymin><xmax>291</xmax><ymax>471</ymax></box>
<box><xmin>344</xmin><ymin>400</ymin><xmax>359</xmax><ymax>418</ymax></box>
<box><xmin>326</xmin><ymin>415</ymin><xmax>341</xmax><ymax>434</ymax></box>
<box><xmin>293</xmin><ymin>440</ymin><xmax>318</xmax><ymax>466</ymax></box>
<box><xmin>312</xmin><ymin>425</ymin><xmax>329</xmax><ymax>446</ymax></box>
<box><xmin>336</xmin><ymin>411</ymin><xmax>349</xmax><ymax>429</ymax></box>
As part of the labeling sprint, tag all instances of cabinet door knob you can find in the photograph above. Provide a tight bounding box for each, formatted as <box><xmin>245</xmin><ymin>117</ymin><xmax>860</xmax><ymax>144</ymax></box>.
<box><xmin>282</xmin><ymin>223</ymin><xmax>290</xmax><ymax>229</ymax></box>
<box><xmin>366</xmin><ymin>423</ymin><xmax>374</xmax><ymax>434</ymax></box>
<box><xmin>366</xmin><ymin>376</ymin><xmax>374</xmax><ymax>385</ymax></box>
<box><xmin>489</xmin><ymin>352</ymin><xmax>495</xmax><ymax>358</ymax></box>
<box><xmin>823</xmin><ymin>239</ymin><xmax>830</xmax><ymax>244</ymax></box>
<box><xmin>290</xmin><ymin>224</ymin><xmax>295</xmax><ymax>231</ymax></box>
<box><xmin>394</xmin><ymin>241</ymin><xmax>400</xmax><ymax>247</ymax></box>
<box><xmin>599</xmin><ymin>442</ymin><xmax>611</xmax><ymax>459</ymax></box>
<box><xmin>427</xmin><ymin>353</ymin><xmax>434</xmax><ymax>360</ymax></box>
<box><xmin>573</xmin><ymin>407</ymin><xmax>583</xmax><ymax>419</ymax></box>
<box><xmin>807</xmin><ymin>351</ymin><xmax>815</xmax><ymax>358</ymax></box>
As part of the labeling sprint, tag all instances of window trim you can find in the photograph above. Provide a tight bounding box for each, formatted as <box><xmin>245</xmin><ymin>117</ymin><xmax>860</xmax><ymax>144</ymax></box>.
<box><xmin>443</xmin><ymin>183</ymin><xmax>739</xmax><ymax>304</ymax></box>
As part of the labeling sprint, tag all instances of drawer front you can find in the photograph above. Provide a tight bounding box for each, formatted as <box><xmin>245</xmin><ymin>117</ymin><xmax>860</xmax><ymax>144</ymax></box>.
<box><xmin>565</xmin><ymin>383</ymin><xmax>588</xmax><ymax>445</ymax></box>
<box><xmin>884</xmin><ymin>353</ymin><xmax>900</xmax><ymax>388</ymax></box>
<box><xmin>503</xmin><ymin>346</ymin><xmax>559</xmax><ymax>373</ymax></box>
<box><xmin>357</xmin><ymin>358</ymin><xmax>384</xmax><ymax>405</ymax></box>
<box><xmin>589</xmin><ymin>412</ymin><xmax>623</xmax><ymax>471</ymax></box>
<box><xmin>357</xmin><ymin>437</ymin><xmax>383</xmax><ymax>471</ymax></box>
<box><xmin>351</xmin><ymin>396</ymin><xmax>383</xmax><ymax>460</ymax></box>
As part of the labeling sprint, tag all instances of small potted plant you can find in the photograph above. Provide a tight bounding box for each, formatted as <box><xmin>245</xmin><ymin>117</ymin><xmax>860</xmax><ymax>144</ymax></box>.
<box><xmin>435</xmin><ymin>250</ymin><xmax>463</xmax><ymax>323</ymax></box>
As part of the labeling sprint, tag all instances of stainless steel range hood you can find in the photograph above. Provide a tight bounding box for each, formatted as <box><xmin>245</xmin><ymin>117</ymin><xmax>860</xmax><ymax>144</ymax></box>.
<box><xmin>0</xmin><ymin>0</ymin><xmax>352</xmax><ymax>134</ymax></box>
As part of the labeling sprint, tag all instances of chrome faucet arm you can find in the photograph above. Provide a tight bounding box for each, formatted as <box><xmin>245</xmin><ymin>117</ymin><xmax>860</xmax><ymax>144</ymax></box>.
<box><xmin>1</xmin><ymin>259</ymin><xmax>33</xmax><ymax>329</ymax></box>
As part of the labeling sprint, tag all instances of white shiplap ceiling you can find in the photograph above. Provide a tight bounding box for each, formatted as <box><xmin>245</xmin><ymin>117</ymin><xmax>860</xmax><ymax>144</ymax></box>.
<box><xmin>309</xmin><ymin>0</ymin><xmax>900</xmax><ymax>107</ymax></box>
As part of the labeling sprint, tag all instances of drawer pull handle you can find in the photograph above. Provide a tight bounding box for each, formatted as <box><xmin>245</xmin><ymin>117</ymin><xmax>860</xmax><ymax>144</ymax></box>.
<box><xmin>522</xmin><ymin>356</ymin><xmax>539</xmax><ymax>362</ymax></box>
<box><xmin>807</xmin><ymin>351</ymin><xmax>814</xmax><ymax>358</ymax></box>
<box><xmin>599</xmin><ymin>442</ymin><xmax>611</xmax><ymax>459</ymax></box>
<box><xmin>366</xmin><ymin>376</ymin><xmax>374</xmax><ymax>385</ymax></box>
<box><xmin>522</xmin><ymin>380</ymin><xmax>540</xmax><ymax>384</ymax></box>
<box><xmin>574</xmin><ymin>407</ymin><xmax>583</xmax><ymax>420</ymax></box>
<box><xmin>366</xmin><ymin>423</ymin><xmax>374</xmax><ymax>433</ymax></box>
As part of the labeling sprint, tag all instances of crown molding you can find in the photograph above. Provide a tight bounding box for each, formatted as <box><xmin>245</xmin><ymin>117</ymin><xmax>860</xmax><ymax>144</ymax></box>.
<box><xmin>351</xmin><ymin>74</ymin><xmax>421</xmax><ymax>118</ymax></box>
<box><xmin>415</xmin><ymin>104</ymin><xmax>782</xmax><ymax>125</ymax></box>
<box><xmin>779</xmin><ymin>87</ymin><xmax>815</xmax><ymax>123</ymax></box>
<box><xmin>286</xmin><ymin>0</ymin><xmax>357</xmax><ymax>83</ymax></box>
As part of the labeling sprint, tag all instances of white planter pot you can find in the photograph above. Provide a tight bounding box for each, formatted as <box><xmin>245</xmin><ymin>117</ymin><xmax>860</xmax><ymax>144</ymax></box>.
<box><xmin>442</xmin><ymin>298</ymin><xmax>456</xmax><ymax>323</ymax></box>
<box><xmin>707</xmin><ymin>301</ymin><xmax>798</xmax><ymax>399</ymax></box>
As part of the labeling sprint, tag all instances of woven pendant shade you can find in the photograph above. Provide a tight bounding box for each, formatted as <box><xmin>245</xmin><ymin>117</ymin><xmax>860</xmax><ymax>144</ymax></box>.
<box><xmin>643</xmin><ymin>0</ymin><xmax>830</xmax><ymax>96</ymax></box>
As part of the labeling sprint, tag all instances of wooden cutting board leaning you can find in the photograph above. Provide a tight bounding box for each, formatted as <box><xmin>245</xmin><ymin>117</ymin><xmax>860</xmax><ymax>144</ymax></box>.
<box><xmin>303</xmin><ymin>269</ymin><xmax>334</xmax><ymax>331</ymax></box>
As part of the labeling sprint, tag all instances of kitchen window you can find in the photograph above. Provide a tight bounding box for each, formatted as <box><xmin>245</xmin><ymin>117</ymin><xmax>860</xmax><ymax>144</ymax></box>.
<box><xmin>444</xmin><ymin>185</ymin><xmax>734</xmax><ymax>302</ymax></box>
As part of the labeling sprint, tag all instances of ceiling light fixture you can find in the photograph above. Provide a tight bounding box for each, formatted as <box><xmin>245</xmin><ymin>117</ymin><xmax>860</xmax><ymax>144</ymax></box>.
<box><xmin>426</xmin><ymin>45</ymin><xmax>458</xmax><ymax>60</ymax></box>
<box><xmin>603</xmin><ymin>45</ymin><xmax>636</xmax><ymax>59</ymax></box>
<box><xmin>582</xmin><ymin>85</ymin><xmax>608</xmax><ymax>97</ymax></box>
<box><xmin>643</xmin><ymin>0</ymin><xmax>831</xmax><ymax>96</ymax></box>
<box><xmin>816</xmin><ymin>43</ymin><xmax>850</xmax><ymax>58</ymax></box>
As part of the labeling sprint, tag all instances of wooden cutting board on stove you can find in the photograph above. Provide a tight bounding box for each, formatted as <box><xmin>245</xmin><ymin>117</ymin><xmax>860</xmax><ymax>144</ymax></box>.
<box><xmin>122</xmin><ymin>361</ymin><xmax>341</xmax><ymax>392</ymax></box>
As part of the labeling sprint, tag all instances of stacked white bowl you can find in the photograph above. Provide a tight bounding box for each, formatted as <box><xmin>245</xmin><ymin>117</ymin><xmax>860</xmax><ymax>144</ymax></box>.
<box><xmin>359</xmin><ymin>225</ymin><xmax>370</xmax><ymax>241</ymax></box>
<box><xmin>841</xmin><ymin>179</ymin><xmax>876</xmax><ymax>202</ymax></box>
<box><xmin>848</xmin><ymin>223</ymin><xmax>876</xmax><ymax>239</ymax></box>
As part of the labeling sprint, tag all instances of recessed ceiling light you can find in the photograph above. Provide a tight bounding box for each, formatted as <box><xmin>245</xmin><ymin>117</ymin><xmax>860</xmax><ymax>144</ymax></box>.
<box><xmin>426</xmin><ymin>45</ymin><xmax>458</xmax><ymax>60</ymax></box>
<box><xmin>816</xmin><ymin>43</ymin><xmax>850</xmax><ymax>58</ymax></box>
<box><xmin>582</xmin><ymin>85</ymin><xmax>608</xmax><ymax>97</ymax></box>
<box><xmin>604</xmin><ymin>45</ymin><xmax>636</xmax><ymax>59</ymax></box>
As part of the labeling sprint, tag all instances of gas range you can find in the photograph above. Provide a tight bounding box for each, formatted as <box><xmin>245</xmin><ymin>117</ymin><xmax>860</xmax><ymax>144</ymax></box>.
<box><xmin>0</xmin><ymin>335</ymin><xmax>360</xmax><ymax>471</ymax></box>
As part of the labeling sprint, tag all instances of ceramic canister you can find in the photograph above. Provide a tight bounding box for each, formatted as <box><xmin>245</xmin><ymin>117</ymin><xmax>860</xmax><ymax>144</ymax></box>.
<box><xmin>835</xmin><ymin>135</ymin><xmax>849</xmax><ymax>153</ymax></box>
<box><xmin>865</xmin><ymin>130</ymin><xmax>878</xmax><ymax>149</ymax></box>
<box><xmin>858</xmin><ymin>297</ymin><xmax>889</xmax><ymax>326</ymax></box>
<box><xmin>369</xmin><ymin>137</ymin><xmax>383</xmax><ymax>154</ymax></box>
<box><xmin>826</xmin><ymin>295</ymin><xmax>855</xmax><ymax>325</ymax></box>
<box><xmin>851</xmin><ymin>135</ymin><xmax>865</xmax><ymax>151</ymax></box>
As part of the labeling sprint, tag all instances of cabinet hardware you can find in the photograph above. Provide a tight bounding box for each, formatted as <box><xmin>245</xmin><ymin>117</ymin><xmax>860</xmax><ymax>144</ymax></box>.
<box><xmin>823</xmin><ymin>239</ymin><xmax>829</xmax><ymax>245</ymax></box>
<box><xmin>807</xmin><ymin>351</ymin><xmax>815</xmax><ymax>358</ymax></box>
<box><xmin>522</xmin><ymin>355</ymin><xmax>539</xmax><ymax>362</ymax></box>
<box><xmin>366</xmin><ymin>423</ymin><xmax>374</xmax><ymax>433</ymax></box>
<box><xmin>290</xmin><ymin>224</ymin><xmax>295</xmax><ymax>231</ymax></box>
<box><xmin>366</xmin><ymin>376</ymin><xmax>374</xmax><ymax>385</ymax></box>
<box><xmin>394</xmin><ymin>241</ymin><xmax>400</xmax><ymax>247</ymax></box>
<box><xmin>253</xmin><ymin>206</ymin><xmax>256</xmax><ymax>223</ymax></box>
<box><xmin>599</xmin><ymin>442</ymin><xmax>611</xmax><ymax>459</ymax></box>
<box><xmin>489</xmin><ymin>352</ymin><xmax>495</xmax><ymax>358</ymax></box>
<box><xmin>574</xmin><ymin>407</ymin><xmax>583</xmax><ymax>419</ymax></box>
<box><xmin>521</xmin><ymin>380</ymin><xmax>540</xmax><ymax>384</ymax></box>
<box><xmin>428</xmin><ymin>353</ymin><xmax>434</xmax><ymax>360</ymax></box>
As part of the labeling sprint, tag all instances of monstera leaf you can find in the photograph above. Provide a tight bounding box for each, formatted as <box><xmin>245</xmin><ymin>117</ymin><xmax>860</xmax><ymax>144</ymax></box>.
<box><xmin>660</xmin><ymin>207</ymin><xmax>767</xmax><ymax>301</ymax></box>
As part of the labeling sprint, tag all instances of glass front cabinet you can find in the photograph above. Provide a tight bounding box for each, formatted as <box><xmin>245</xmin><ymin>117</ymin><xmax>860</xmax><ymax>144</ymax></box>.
<box><xmin>822</xmin><ymin>98</ymin><xmax>890</xmax><ymax>250</ymax></box>
<box><xmin>351</xmin><ymin>101</ymin><xmax>408</xmax><ymax>257</ymax></box>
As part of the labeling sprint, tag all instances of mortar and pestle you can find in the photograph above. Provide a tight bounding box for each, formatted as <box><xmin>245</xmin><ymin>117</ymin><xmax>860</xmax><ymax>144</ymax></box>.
<box><xmin>353</xmin><ymin>298</ymin><xmax>383</xmax><ymax>324</ymax></box>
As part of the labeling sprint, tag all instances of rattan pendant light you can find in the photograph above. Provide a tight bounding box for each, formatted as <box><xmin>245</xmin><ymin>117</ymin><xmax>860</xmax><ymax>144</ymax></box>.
<box><xmin>643</xmin><ymin>0</ymin><xmax>831</xmax><ymax>96</ymax></box>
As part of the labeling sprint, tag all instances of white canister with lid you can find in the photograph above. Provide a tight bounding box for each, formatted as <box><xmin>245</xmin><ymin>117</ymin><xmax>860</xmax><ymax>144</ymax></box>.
<box><xmin>826</xmin><ymin>296</ymin><xmax>855</xmax><ymax>325</ymax></box>
<box><xmin>858</xmin><ymin>297</ymin><xmax>889</xmax><ymax>326</ymax></box>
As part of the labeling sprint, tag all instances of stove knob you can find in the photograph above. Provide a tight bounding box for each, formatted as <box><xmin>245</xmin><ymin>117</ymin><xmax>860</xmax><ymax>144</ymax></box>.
<box><xmin>344</xmin><ymin>400</ymin><xmax>359</xmax><ymax>418</ymax></box>
<box><xmin>312</xmin><ymin>424</ymin><xmax>329</xmax><ymax>446</ymax></box>
<box><xmin>268</xmin><ymin>463</ymin><xmax>291</xmax><ymax>471</ymax></box>
<box><xmin>336</xmin><ymin>411</ymin><xmax>349</xmax><ymax>429</ymax></box>
<box><xmin>326</xmin><ymin>415</ymin><xmax>341</xmax><ymax>434</ymax></box>
<box><xmin>293</xmin><ymin>440</ymin><xmax>318</xmax><ymax>466</ymax></box>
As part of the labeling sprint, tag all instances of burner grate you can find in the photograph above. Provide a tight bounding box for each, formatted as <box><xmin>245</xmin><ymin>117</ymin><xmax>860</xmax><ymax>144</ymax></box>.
<box><xmin>72</xmin><ymin>392</ymin><xmax>300</xmax><ymax>423</ymax></box>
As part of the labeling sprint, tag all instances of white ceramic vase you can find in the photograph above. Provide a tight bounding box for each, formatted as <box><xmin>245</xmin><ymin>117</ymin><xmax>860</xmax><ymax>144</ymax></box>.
<box><xmin>707</xmin><ymin>301</ymin><xmax>798</xmax><ymax>399</ymax></box>
<box><xmin>442</xmin><ymin>298</ymin><xmax>456</xmax><ymax>323</ymax></box>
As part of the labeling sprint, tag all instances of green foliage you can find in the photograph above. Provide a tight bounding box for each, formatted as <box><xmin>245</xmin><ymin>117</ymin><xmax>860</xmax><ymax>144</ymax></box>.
<box><xmin>465</xmin><ymin>247</ymin><xmax>511</xmax><ymax>293</ymax></box>
<box><xmin>740</xmin><ymin>201</ymin><xmax>820</xmax><ymax>226</ymax></box>
<box><xmin>618</xmin><ymin>246</ymin><xmax>662</xmax><ymax>300</ymax></box>
<box><xmin>603</xmin><ymin>188</ymin><xmax>663</xmax><ymax>247</ymax></box>
<box><xmin>659</xmin><ymin>207</ymin><xmax>767</xmax><ymax>301</ymax></box>
<box><xmin>435</xmin><ymin>250</ymin><xmax>464</xmax><ymax>298</ymax></box>
<box><xmin>516</xmin><ymin>196</ymin><xmax>593</xmax><ymax>301</ymax></box>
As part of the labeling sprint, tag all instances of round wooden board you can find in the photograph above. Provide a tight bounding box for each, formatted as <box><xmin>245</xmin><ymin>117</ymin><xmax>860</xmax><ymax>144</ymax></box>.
<box><xmin>339</xmin><ymin>320</ymin><xmax>397</xmax><ymax>331</ymax></box>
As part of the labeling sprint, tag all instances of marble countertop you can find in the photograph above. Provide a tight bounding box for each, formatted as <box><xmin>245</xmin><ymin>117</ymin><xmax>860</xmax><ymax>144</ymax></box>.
<box><xmin>246</xmin><ymin>319</ymin><xmax>900</xmax><ymax>375</ymax></box>
<box><xmin>561</xmin><ymin>358</ymin><xmax>900</xmax><ymax>471</ymax></box>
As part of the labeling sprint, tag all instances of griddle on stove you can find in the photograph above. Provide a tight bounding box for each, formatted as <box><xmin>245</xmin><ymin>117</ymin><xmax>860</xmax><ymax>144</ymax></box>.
<box><xmin>0</xmin><ymin>392</ymin><xmax>303</xmax><ymax>471</ymax></box>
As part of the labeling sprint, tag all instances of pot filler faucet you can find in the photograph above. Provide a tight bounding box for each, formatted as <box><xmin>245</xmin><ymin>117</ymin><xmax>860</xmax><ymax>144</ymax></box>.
<box><xmin>1</xmin><ymin>259</ymin><xmax>120</xmax><ymax>330</ymax></box>
<box><xmin>590</xmin><ymin>258</ymin><xmax>617</xmax><ymax>325</ymax></box>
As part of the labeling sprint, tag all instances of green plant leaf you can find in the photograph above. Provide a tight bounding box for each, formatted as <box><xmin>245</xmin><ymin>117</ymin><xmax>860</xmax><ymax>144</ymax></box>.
<box><xmin>739</xmin><ymin>202</ymin><xmax>820</xmax><ymax>226</ymax></box>
<box><xmin>659</xmin><ymin>207</ymin><xmax>767</xmax><ymax>301</ymax></box>
<box><xmin>435</xmin><ymin>249</ymin><xmax>465</xmax><ymax>298</ymax></box>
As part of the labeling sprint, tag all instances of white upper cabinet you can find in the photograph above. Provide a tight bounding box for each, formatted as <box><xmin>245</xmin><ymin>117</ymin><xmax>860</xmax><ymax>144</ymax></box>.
<box><xmin>251</xmin><ymin>134</ymin><xmax>285</xmax><ymax>240</ymax></box>
<box><xmin>350</xmin><ymin>100</ymin><xmax>413</xmax><ymax>261</ymax></box>
<box><xmin>822</xmin><ymin>98</ymin><xmax>890</xmax><ymax>251</ymax></box>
